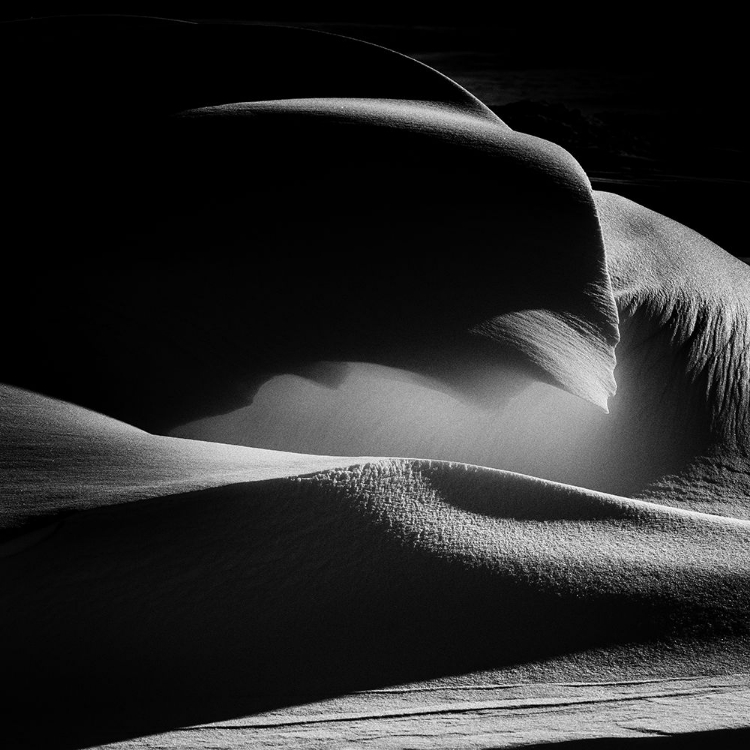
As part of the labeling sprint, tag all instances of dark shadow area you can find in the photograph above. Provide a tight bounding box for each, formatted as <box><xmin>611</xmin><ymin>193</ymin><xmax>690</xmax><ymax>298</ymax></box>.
<box><xmin>2</xmin><ymin>16</ymin><xmax>615</xmax><ymax>434</ymax></box>
<box><xmin>3</xmin><ymin>474</ymin><xmax>746</xmax><ymax>748</ymax></box>
<box><xmin>0</xmin><ymin>14</ymin><xmax>491</xmax><ymax>120</ymax></box>
<box><xmin>3</xmin><ymin>14</ymin><xmax>747</xmax><ymax>750</ymax></box>
<box><xmin>493</xmin><ymin>101</ymin><xmax>750</xmax><ymax>259</ymax></box>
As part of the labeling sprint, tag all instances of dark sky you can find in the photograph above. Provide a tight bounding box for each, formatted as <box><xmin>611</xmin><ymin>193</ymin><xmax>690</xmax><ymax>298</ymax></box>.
<box><xmin>3</xmin><ymin>6</ymin><xmax>740</xmax><ymax>101</ymax></box>
<box><xmin>4</xmin><ymin>6</ymin><xmax>747</xmax><ymax>255</ymax></box>
<box><xmin>0</xmin><ymin>4</ymin><xmax>738</xmax><ymax>53</ymax></box>
<box><xmin>2</xmin><ymin>5</ymin><xmax>740</xmax><ymax>84</ymax></box>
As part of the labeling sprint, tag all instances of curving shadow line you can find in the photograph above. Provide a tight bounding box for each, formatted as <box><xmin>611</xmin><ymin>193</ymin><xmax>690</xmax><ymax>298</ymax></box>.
<box><xmin>3</xmin><ymin>467</ymin><xmax>749</xmax><ymax>748</ymax></box>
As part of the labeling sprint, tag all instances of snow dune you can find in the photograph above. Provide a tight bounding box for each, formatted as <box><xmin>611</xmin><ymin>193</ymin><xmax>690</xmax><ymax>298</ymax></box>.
<box><xmin>2</xmin><ymin>15</ymin><xmax>750</xmax><ymax>750</ymax></box>
<box><xmin>2</xmin><ymin>385</ymin><xmax>750</xmax><ymax>747</ymax></box>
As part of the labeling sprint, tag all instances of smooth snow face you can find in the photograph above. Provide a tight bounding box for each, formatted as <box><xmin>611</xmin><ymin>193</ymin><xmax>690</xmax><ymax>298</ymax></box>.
<box><xmin>0</xmin><ymin>384</ymin><xmax>375</xmax><ymax>542</ymax></box>
<box><xmin>172</xmin><ymin>193</ymin><xmax>750</xmax><ymax>504</ymax></box>
<box><xmin>2</xmin><ymin>17</ymin><xmax>750</xmax><ymax>748</ymax></box>
<box><xmin>165</xmin><ymin>351</ymin><xmax>708</xmax><ymax>501</ymax></box>
<box><xmin>4</xmin><ymin>456</ymin><xmax>750</xmax><ymax>745</ymax></box>
<box><xmin>171</xmin><ymin>362</ymin><xmax>612</xmax><ymax>491</ymax></box>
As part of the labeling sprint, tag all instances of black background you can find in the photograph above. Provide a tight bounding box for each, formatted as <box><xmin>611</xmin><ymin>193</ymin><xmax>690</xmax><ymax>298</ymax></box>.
<box><xmin>3</xmin><ymin>4</ymin><xmax>747</xmax><ymax>257</ymax></box>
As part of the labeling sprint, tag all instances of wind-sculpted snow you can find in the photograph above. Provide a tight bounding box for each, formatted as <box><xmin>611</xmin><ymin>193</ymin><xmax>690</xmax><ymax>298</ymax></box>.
<box><xmin>2</xmin><ymin>14</ymin><xmax>750</xmax><ymax>750</ymax></box>
<box><xmin>3</xmin><ymin>449</ymin><xmax>750</xmax><ymax>747</ymax></box>
<box><xmin>598</xmin><ymin>191</ymin><xmax>750</xmax><ymax>448</ymax></box>
<box><xmin>172</xmin><ymin>191</ymin><xmax>750</xmax><ymax>503</ymax></box>
<box><xmin>0</xmin><ymin>384</ymin><xmax>375</xmax><ymax>545</ymax></box>
<box><xmin>2</xmin><ymin>90</ymin><xmax>619</xmax><ymax>433</ymax></box>
<box><xmin>594</xmin><ymin>192</ymin><xmax>750</xmax><ymax>518</ymax></box>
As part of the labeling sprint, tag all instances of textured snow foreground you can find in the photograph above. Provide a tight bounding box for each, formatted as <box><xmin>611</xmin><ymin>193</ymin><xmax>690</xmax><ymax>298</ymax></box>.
<box><xmin>3</xmin><ymin>387</ymin><xmax>750</xmax><ymax>749</ymax></box>
<box><xmin>2</xmin><ymin>17</ymin><xmax>750</xmax><ymax>750</ymax></box>
<box><xmin>97</xmin><ymin>676</ymin><xmax>750</xmax><ymax>749</ymax></box>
